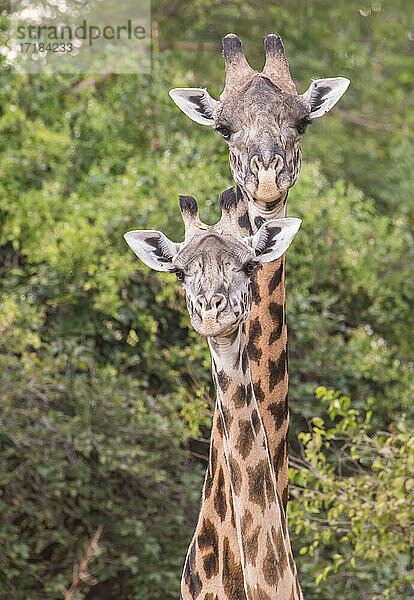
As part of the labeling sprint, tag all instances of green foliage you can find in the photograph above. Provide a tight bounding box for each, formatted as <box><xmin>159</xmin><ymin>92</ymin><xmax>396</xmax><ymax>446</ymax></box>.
<box><xmin>0</xmin><ymin>70</ymin><xmax>213</xmax><ymax>599</ymax></box>
<box><xmin>289</xmin><ymin>387</ymin><xmax>414</xmax><ymax>599</ymax></box>
<box><xmin>0</xmin><ymin>2</ymin><xmax>413</xmax><ymax>598</ymax></box>
<box><xmin>287</xmin><ymin>164</ymin><xmax>414</xmax><ymax>427</ymax></box>
<box><xmin>0</xmin><ymin>340</ymin><xmax>203</xmax><ymax>599</ymax></box>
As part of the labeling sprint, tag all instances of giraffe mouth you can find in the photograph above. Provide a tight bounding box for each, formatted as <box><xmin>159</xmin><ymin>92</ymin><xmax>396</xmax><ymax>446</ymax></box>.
<box><xmin>190</xmin><ymin>312</ymin><xmax>245</xmax><ymax>338</ymax></box>
<box><xmin>245</xmin><ymin>190</ymin><xmax>288</xmax><ymax>219</ymax></box>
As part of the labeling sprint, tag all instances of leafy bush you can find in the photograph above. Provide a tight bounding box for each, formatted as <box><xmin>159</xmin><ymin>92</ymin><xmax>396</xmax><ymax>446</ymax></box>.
<box><xmin>0</xmin><ymin>300</ymin><xmax>204</xmax><ymax>599</ymax></box>
<box><xmin>287</xmin><ymin>164</ymin><xmax>414</xmax><ymax>427</ymax></box>
<box><xmin>289</xmin><ymin>387</ymin><xmax>414</xmax><ymax>600</ymax></box>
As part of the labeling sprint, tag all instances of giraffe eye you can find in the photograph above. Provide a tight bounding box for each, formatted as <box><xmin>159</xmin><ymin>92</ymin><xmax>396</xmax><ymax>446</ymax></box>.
<box><xmin>243</xmin><ymin>262</ymin><xmax>257</xmax><ymax>276</ymax></box>
<box><xmin>216</xmin><ymin>125</ymin><xmax>231</xmax><ymax>140</ymax></box>
<box><xmin>174</xmin><ymin>270</ymin><xmax>185</xmax><ymax>282</ymax></box>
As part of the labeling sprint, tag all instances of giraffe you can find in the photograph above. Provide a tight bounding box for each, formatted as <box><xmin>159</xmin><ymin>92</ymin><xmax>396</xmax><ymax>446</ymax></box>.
<box><xmin>169</xmin><ymin>33</ymin><xmax>350</xmax><ymax>511</ymax></box>
<box><xmin>124</xmin><ymin>190</ymin><xmax>302</xmax><ymax>599</ymax></box>
<box><xmin>168</xmin><ymin>34</ymin><xmax>350</xmax><ymax>599</ymax></box>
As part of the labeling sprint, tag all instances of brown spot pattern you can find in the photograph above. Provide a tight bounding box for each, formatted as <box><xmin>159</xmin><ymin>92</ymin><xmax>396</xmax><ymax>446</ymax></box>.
<box><xmin>268</xmin><ymin>302</ymin><xmax>283</xmax><ymax>344</ymax></box>
<box><xmin>195</xmin><ymin>520</ymin><xmax>219</xmax><ymax>581</ymax></box>
<box><xmin>263</xmin><ymin>532</ymin><xmax>281</xmax><ymax>587</ymax></box>
<box><xmin>268</xmin><ymin>262</ymin><xmax>284</xmax><ymax>294</ymax></box>
<box><xmin>242</xmin><ymin>524</ymin><xmax>261</xmax><ymax>566</ymax></box>
<box><xmin>216</xmin><ymin>369</ymin><xmax>230</xmax><ymax>392</ymax></box>
<box><xmin>268</xmin><ymin>349</ymin><xmax>287</xmax><ymax>392</ymax></box>
<box><xmin>247</xmin><ymin>459</ymin><xmax>275</xmax><ymax>510</ymax></box>
<box><xmin>282</xmin><ymin>483</ymin><xmax>289</xmax><ymax>511</ymax></box>
<box><xmin>229</xmin><ymin>457</ymin><xmax>242</xmax><ymax>495</ymax></box>
<box><xmin>203</xmin><ymin>552</ymin><xmax>218</xmax><ymax>579</ymax></box>
<box><xmin>272</xmin><ymin>526</ymin><xmax>288</xmax><ymax>576</ymax></box>
<box><xmin>250</xmin><ymin>275</ymin><xmax>260</xmax><ymax>305</ymax></box>
<box><xmin>240</xmin><ymin>509</ymin><xmax>253</xmax><ymax>534</ymax></box>
<box><xmin>241</xmin><ymin>346</ymin><xmax>248</xmax><ymax>374</ymax></box>
<box><xmin>273</xmin><ymin>437</ymin><xmax>287</xmax><ymax>476</ymax></box>
<box><xmin>183</xmin><ymin>541</ymin><xmax>202</xmax><ymax>599</ymax></box>
<box><xmin>288</xmin><ymin>551</ymin><xmax>295</xmax><ymax>573</ymax></box>
<box><xmin>268</xmin><ymin>394</ymin><xmax>288</xmax><ymax>430</ymax></box>
<box><xmin>222</xmin><ymin>537</ymin><xmax>246</xmax><ymax>600</ymax></box>
<box><xmin>238</xmin><ymin>210</ymin><xmax>253</xmax><ymax>235</ymax></box>
<box><xmin>230</xmin><ymin>490</ymin><xmax>237</xmax><ymax>528</ymax></box>
<box><xmin>216</xmin><ymin>412</ymin><xmax>223</xmax><ymax>436</ymax></box>
<box><xmin>247</xmin><ymin>317</ymin><xmax>262</xmax><ymax>363</ymax></box>
<box><xmin>222</xmin><ymin>405</ymin><xmax>233</xmax><ymax>429</ymax></box>
<box><xmin>232</xmin><ymin>384</ymin><xmax>247</xmax><ymax>408</ymax></box>
<box><xmin>237</xmin><ymin>419</ymin><xmax>255</xmax><ymax>460</ymax></box>
<box><xmin>251</xmin><ymin>409</ymin><xmax>260</xmax><ymax>433</ymax></box>
<box><xmin>246</xmin><ymin>383</ymin><xmax>252</xmax><ymax>406</ymax></box>
<box><xmin>277</xmin><ymin>489</ymin><xmax>287</xmax><ymax>536</ymax></box>
<box><xmin>253</xmin><ymin>381</ymin><xmax>265</xmax><ymax>403</ymax></box>
<box><xmin>214</xmin><ymin>466</ymin><xmax>227</xmax><ymax>522</ymax></box>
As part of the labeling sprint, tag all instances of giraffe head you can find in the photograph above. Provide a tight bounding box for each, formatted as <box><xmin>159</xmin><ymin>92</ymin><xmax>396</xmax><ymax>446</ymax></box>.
<box><xmin>170</xmin><ymin>34</ymin><xmax>349</xmax><ymax>210</ymax></box>
<box><xmin>124</xmin><ymin>189</ymin><xmax>301</xmax><ymax>338</ymax></box>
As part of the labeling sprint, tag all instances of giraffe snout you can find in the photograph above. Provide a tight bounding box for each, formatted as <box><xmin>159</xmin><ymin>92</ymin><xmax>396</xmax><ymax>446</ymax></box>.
<box><xmin>249</xmin><ymin>154</ymin><xmax>285</xmax><ymax>203</ymax></box>
<box><xmin>196</xmin><ymin>293</ymin><xmax>227</xmax><ymax>319</ymax></box>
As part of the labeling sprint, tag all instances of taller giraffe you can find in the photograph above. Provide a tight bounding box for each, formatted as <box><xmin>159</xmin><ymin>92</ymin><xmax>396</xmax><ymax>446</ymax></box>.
<box><xmin>169</xmin><ymin>34</ymin><xmax>350</xmax><ymax>600</ymax></box>
<box><xmin>124</xmin><ymin>193</ymin><xmax>302</xmax><ymax>599</ymax></box>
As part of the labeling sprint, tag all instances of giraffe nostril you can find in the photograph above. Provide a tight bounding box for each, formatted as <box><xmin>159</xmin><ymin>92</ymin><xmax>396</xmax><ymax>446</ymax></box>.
<box><xmin>196</xmin><ymin>293</ymin><xmax>227</xmax><ymax>317</ymax></box>
<box><xmin>211</xmin><ymin>293</ymin><xmax>227</xmax><ymax>315</ymax></box>
<box><xmin>273</xmin><ymin>154</ymin><xmax>284</xmax><ymax>175</ymax></box>
<box><xmin>251</xmin><ymin>154</ymin><xmax>284</xmax><ymax>174</ymax></box>
<box><xmin>195</xmin><ymin>294</ymin><xmax>206</xmax><ymax>312</ymax></box>
<box><xmin>250</xmin><ymin>156</ymin><xmax>261</xmax><ymax>174</ymax></box>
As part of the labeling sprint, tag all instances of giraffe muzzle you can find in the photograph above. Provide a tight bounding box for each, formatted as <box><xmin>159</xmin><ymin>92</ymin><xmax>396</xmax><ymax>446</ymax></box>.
<box><xmin>249</xmin><ymin>154</ymin><xmax>284</xmax><ymax>203</ymax></box>
<box><xmin>191</xmin><ymin>293</ymin><xmax>239</xmax><ymax>336</ymax></box>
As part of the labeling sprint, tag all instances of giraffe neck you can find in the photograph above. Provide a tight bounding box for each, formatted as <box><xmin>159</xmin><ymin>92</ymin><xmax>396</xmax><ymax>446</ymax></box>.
<box><xmin>180</xmin><ymin>187</ymin><xmax>296</xmax><ymax>600</ymax></box>
<box><xmin>234</xmin><ymin>185</ymin><xmax>290</xmax><ymax>512</ymax></box>
<box><xmin>207</xmin><ymin>325</ymin><xmax>300</xmax><ymax>600</ymax></box>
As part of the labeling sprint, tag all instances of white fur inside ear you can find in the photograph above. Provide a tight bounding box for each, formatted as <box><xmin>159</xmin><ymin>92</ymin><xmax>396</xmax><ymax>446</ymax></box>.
<box><xmin>124</xmin><ymin>230</ymin><xmax>178</xmax><ymax>272</ymax></box>
<box><xmin>249</xmin><ymin>218</ymin><xmax>302</xmax><ymax>262</ymax></box>
<box><xmin>169</xmin><ymin>88</ymin><xmax>218</xmax><ymax>126</ymax></box>
<box><xmin>302</xmin><ymin>77</ymin><xmax>350</xmax><ymax>118</ymax></box>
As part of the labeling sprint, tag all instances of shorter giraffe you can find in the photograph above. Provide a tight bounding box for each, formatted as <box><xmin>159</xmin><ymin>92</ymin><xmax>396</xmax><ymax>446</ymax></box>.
<box><xmin>124</xmin><ymin>190</ymin><xmax>302</xmax><ymax>600</ymax></box>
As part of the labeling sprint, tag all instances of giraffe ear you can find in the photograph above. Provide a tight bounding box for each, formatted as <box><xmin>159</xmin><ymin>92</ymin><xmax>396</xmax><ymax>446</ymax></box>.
<box><xmin>124</xmin><ymin>230</ymin><xmax>179</xmax><ymax>272</ymax></box>
<box><xmin>248</xmin><ymin>218</ymin><xmax>302</xmax><ymax>262</ymax></box>
<box><xmin>301</xmin><ymin>77</ymin><xmax>350</xmax><ymax>118</ymax></box>
<box><xmin>169</xmin><ymin>88</ymin><xmax>218</xmax><ymax>126</ymax></box>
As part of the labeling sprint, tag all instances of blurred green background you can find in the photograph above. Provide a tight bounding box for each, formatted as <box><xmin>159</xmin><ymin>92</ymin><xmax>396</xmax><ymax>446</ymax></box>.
<box><xmin>0</xmin><ymin>1</ymin><xmax>413</xmax><ymax>598</ymax></box>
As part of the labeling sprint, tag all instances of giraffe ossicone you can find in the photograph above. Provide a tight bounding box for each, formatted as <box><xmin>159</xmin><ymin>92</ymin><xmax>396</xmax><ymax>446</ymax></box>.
<box><xmin>124</xmin><ymin>190</ymin><xmax>302</xmax><ymax>599</ymax></box>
